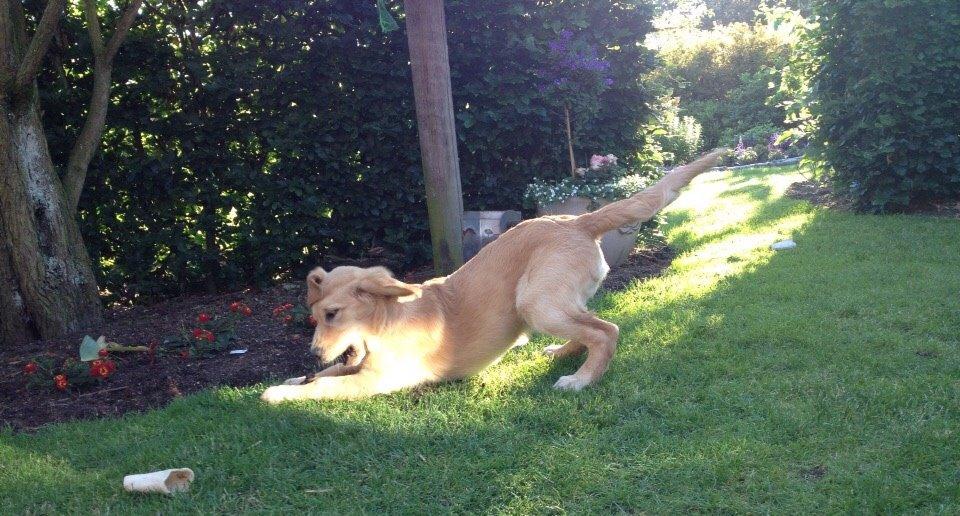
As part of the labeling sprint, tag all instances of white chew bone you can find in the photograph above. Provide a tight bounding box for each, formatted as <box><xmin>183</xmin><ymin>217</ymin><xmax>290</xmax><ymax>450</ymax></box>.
<box><xmin>123</xmin><ymin>468</ymin><xmax>194</xmax><ymax>494</ymax></box>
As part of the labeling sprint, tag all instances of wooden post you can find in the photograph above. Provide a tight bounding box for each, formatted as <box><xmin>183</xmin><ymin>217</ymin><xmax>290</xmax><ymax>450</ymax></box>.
<box><xmin>404</xmin><ymin>0</ymin><xmax>464</xmax><ymax>275</ymax></box>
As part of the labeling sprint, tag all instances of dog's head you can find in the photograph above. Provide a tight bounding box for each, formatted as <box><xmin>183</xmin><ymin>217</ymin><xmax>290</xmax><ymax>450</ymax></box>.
<box><xmin>304</xmin><ymin>265</ymin><xmax>420</xmax><ymax>365</ymax></box>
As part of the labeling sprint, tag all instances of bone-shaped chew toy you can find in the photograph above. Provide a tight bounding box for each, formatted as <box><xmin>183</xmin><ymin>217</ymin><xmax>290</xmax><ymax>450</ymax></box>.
<box><xmin>123</xmin><ymin>468</ymin><xmax>194</xmax><ymax>494</ymax></box>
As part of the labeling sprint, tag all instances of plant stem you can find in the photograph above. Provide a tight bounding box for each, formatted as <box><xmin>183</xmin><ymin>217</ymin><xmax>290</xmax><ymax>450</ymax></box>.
<box><xmin>564</xmin><ymin>103</ymin><xmax>576</xmax><ymax>177</ymax></box>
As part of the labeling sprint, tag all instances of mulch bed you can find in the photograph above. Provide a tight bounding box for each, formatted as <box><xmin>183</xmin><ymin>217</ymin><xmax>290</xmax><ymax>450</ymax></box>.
<box><xmin>785</xmin><ymin>180</ymin><xmax>856</xmax><ymax>211</ymax></box>
<box><xmin>787</xmin><ymin>179</ymin><xmax>960</xmax><ymax>218</ymax></box>
<box><xmin>0</xmin><ymin>244</ymin><xmax>674</xmax><ymax>432</ymax></box>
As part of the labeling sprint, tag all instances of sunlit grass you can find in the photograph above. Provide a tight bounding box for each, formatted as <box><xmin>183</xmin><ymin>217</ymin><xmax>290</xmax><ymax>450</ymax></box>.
<box><xmin>2</xmin><ymin>165</ymin><xmax>959</xmax><ymax>513</ymax></box>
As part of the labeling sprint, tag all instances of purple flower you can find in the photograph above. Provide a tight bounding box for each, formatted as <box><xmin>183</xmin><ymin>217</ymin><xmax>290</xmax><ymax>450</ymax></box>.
<box><xmin>538</xmin><ymin>29</ymin><xmax>613</xmax><ymax>95</ymax></box>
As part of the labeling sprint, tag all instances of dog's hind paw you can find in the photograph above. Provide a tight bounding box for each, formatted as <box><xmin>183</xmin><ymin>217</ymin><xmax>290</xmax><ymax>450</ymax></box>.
<box><xmin>553</xmin><ymin>375</ymin><xmax>589</xmax><ymax>391</ymax></box>
<box><xmin>542</xmin><ymin>344</ymin><xmax>564</xmax><ymax>357</ymax></box>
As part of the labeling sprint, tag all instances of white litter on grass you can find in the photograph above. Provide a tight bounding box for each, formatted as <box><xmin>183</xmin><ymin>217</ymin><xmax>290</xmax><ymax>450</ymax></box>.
<box><xmin>771</xmin><ymin>239</ymin><xmax>797</xmax><ymax>250</ymax></box>
<box><xmin>123</xmin><ymin>468</ymin><xmax>194</xmax><ymax>494</ymax></box>
<box><xmin>229</xmin><ymin>349</ymin><xmax>248</xmax><ymax>355</ymax></box>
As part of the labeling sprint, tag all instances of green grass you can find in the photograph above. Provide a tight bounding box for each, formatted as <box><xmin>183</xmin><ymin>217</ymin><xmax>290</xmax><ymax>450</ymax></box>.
<box><xmin>3</xmin><ymin>166</ymin><xmax>959</xmax><ymax>513</ymax></box>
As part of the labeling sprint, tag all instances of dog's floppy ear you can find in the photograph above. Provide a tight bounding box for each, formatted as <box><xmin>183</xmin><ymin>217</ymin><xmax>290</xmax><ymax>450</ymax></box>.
<box><xmin>357</xmin><ymin>267</ymin><xmax>420</xmax><ymax>298</ymax></box>
<box><xmin>306</xmin><ymin>267</ymin><xmax>326</xmax><ymax>306</ymax></box>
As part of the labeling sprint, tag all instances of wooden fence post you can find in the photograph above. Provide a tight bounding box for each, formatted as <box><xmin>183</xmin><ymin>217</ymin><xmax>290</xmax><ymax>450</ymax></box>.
<box><xmin>404</xmin><ymin>0</ymin><xmax>464</xmax><ymax>275</ymax></box>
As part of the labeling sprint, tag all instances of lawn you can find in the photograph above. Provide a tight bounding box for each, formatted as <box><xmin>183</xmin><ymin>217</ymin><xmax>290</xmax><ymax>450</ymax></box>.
<box><xmin>2</xmin><ymin>165</ymin><xmax>959</xmax><ymax>513</ymax></box>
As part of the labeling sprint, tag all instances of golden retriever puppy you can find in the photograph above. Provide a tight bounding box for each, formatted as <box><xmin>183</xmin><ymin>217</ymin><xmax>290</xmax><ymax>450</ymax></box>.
<box><xmin>261</xmin><ymin>150</ymin><xmax>722</xmax><ymax>403</ymax></box>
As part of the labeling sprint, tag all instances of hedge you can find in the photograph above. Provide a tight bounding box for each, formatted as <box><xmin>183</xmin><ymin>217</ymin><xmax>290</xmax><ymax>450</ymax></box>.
<box><xmin>39</xmin><ymin>0</ymin><xmax>655</xmax><ymax>301</ymax></box>
<box><xmin>801</xmin><ymin>0</ymin><xmax>960</xmax><ymax>212</ymax></box>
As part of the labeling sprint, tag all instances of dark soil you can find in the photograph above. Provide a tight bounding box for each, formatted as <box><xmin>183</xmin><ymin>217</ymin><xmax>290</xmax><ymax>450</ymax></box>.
<box><xmin>1</xmin><ymin>245</ymin><xmax>674</xmax><ymax>432</ymax></box>
<box><xmin>601</xmin><ymin>242</ymin><xmax>676</xmax><ymax>291</ymax></box>
<box><xmin>785</xmin><ymin>180</ymin><xmax>855</xmax><ymax>211</ymax></box>
<box><xmin>0</xmin><ymin>284</ymin><xmax>318</xmax><ymax>432</ymax></box>
<box><xmin>800</xmin><ymin>464</ymin><xmax>828</xmax><ymax>481</ymax></box>
<box><xmin>787</xmin><ymin>180</ymin><xmax>960</xmax><ymax>218</ymax></box>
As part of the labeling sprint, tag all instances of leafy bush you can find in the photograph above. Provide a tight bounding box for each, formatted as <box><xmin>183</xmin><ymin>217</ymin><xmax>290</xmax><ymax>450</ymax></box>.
<box><xmin>726</xmin><ymin>122</ymin><xmax>780</xmax><ymax>148</ymax></box>
<box><xmin>651</xmin><ymin>98</ymin><xmax>703</xmax><ymax>165</ymax></box>
<box><xmin>785</xmin><ymin>0</ymin><xmax>960</xmax><ymax>212</ymax></box>
<box><xmin>735</xmin><ymin>147</ymin><xmax>759</xmax><ymax>165</ymax></box>
<box><xmin>40</xmin><ymin>0</ymin><xmax>656</xmax><ymax>301</ymax></box>
<box><xmin>653</xmin><ymin>21</ymin><xmax>792</xmax><ymax>148</ymax></box>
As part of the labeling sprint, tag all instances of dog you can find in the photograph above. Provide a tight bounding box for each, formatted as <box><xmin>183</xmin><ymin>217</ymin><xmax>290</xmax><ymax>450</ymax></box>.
<box><xmin>261</xmin><ymin>150</ymin><xmax>722</xmax><ymax>403</ymax></box>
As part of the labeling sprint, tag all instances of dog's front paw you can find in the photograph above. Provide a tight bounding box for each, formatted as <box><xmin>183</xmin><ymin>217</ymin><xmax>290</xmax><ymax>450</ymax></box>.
<box><xmin>261</xmin><ymin>385</ymin><xmax>300</xmax><ymax>404</ymax></box>
<box><xmin>553</xmin><ymin>375</ymin><xmax>589</xmax><ymax>391</ymax></box>
<box><xmin>283</xmin><ymin>376</ymin><xmax>307</xmax><ymax>385</ymax></box>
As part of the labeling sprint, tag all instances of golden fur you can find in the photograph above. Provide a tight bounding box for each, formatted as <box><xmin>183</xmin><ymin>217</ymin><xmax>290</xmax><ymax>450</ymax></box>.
<box><xmin>261</xmin><ymin>150</ymin><xmax>722</xmax><ymax>403</ymax></box>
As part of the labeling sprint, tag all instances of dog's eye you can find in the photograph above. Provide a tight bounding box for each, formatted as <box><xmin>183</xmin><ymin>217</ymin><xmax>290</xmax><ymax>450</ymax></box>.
<box><xmin>324</xmin><ymin>309</ymin><xmax>339</xmax><ymax>323</ymax></box>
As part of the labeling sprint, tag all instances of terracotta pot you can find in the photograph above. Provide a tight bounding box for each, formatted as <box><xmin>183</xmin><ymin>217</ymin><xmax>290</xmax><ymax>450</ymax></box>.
<box><xmin>538</xmin><ymin>197</ymin><xmax>640</xmax><ymax>268</ymax></box>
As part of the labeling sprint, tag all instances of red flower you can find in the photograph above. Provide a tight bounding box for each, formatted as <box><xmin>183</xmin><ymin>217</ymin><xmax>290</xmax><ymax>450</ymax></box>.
<box><xmin>284</xmin><ymin>314</ymin><xmax>293</xmax><ymax>324</ymax></box>
<box><xmin>98</xmin><ymin>348</ymin><xmax>109</xmax><ymax>357</ymax></box>
<box><xmin>89</xmin><ymin>359</ymin><xmax>116</xmax><ymax>379</ymax></box>
<box><xmin>283</xmin><ymin>303</ymin><xmax>294</xmax><ymax>310</ymax></box>
<box><xmin>272</xmin><ymin>305</ymin><xmax>285</xmax><ymax>317</ymax></box>
<box><xmin>229</xmin><ymin>301</ymin><xmax>241</xmax><ymax>313</ymax></box>
<box><xmin>308</xmin><ymin>315</ymin><xmax>318</xmax><ymax>327</ymax></box>
<box><xmin>192</xmin><ymin>328</ymin><xmax>204</xmax><ymax>339</ymax></box>
<box><xmin>53</xmin><ymin>374</ymin><xmax>68</xmax><ymax>391</ymax></box>
<box><xmin>23</xmin><ymin>362</ymin><xmax>38</xmax><ymax>375</ymax></box>
<box><xmin>241</xmin><ymin>305</ymin><xmax>252</xmax><ymax>317</ymax></box>
<box><xmin>197</xmin><ymin>313</ymin><xmax>211</xmax><ymax>323</ymax></box>
<box><xmin>202</xmin><ymin>330</ymin><xmax>215</xmax><ymax>342</ymax></box>
<box><xmin>180</xmin><ymin>350</ymin><xmax>190</xmax><ymax>359</ymax></box>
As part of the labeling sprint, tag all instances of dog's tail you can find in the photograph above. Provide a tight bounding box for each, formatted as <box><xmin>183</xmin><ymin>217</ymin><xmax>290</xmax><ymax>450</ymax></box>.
<box><xmin>574</xmin><ymin>149</ymin><xmax>724</xmax><ymax>237</ymax></box>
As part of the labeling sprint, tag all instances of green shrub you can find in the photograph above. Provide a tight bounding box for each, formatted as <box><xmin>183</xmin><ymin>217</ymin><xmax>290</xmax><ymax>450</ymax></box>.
<box><xmin>654</xmin><ymin>22</ymin><xmax>791</xmax><ymax>148</ymax></box>
<box><xmin>724</xmin><ymin>122</ymin><xmax>780</xmax><ymax>148</ymax></box>
<box><xmin>650</xmin><ymin>99</ymin><xmax>703</xmax><ymax>165</ymax></box>
<box><xmin>790</xmin><ymin>0</ymin><xmax>960</xmax><ymax>212</ymax></box>
<box><xmin>735</xmin><ymin>147</ymin><xmax>759</xmax><ymax>165</ymax></box>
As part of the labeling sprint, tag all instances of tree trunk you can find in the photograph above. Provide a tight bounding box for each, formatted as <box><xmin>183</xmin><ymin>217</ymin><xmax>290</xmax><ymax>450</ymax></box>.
<box><xmin>0</xmin><ymin>103</ymin><xmax>102</xmax><ymax>346</ymax></box>
<box><xmin>0</xmin><ymin>0</ymin><xmax>102</xmax><ymax>346</ymax></box>
<box><xmin>564</xmin><ymin>103</ymin><xmax>577</xmax><ymax>177</ymax></box>
<box><xmin>404</xmin><ymin>0</ymin><xmax>465</xmax><ymax>275</ymax></box>
<box><xmin>0</xmin><ymin>236</ymin><xmax>32</xmax><ymax>344</ymax></box>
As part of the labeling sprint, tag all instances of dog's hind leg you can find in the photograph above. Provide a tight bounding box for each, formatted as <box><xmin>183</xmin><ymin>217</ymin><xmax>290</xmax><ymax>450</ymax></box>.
<box><xmin>522</xmin><ymin>303</ymin><xmax>619</xmax><ymax>391</ymax></box>
<box><xmin>516</xmin><ymin>240</ymin><xmax>615</xmax><ymax>390</ymax></box>
<box><xmin>543</xmin><ymin>340</ymin><xmax>586</xmax><ymax>358</ymax></box>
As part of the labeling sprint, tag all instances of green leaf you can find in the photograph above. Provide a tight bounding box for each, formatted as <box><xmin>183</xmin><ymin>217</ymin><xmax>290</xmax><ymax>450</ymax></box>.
<box><xmin>377</xmin><ymin>0</ymin><xmax>399</xmax><ymax>33</ymax></box>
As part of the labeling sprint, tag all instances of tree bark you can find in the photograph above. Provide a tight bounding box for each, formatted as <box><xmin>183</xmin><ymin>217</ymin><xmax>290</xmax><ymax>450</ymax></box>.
<box><xmin>0</xmin><ymin>236</ymin><xmax>32</xmax><ymax>345</ymax></box>
<box><xmin>564</xmin><ymin>103</ymin><xmax>577</xmax><ymax>177</ymax></box>
<box><xmin>0</xmin><ymin>0</ymin><xmax>142</xmax><ymax>346</ymax></box>
<box><xmin>0</xmin><ymin>99</ymin><xmax>102</xmax><ymax>345</ymax></box>
<box><xmin>64</xmin><ymin>0</ymin><xmax>143</xmax><ymax>213</ymax></box>
<box><xmin>404</xmin><ymin>0</ymin><xmax>464</xmax><ymax>275</ymax></box>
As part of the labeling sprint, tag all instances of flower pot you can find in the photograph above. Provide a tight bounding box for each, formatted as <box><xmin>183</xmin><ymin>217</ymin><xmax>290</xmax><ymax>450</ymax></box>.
<box><xmin>462</xmin><ymin>210</ymin><xmax>522</xmax><ymax>261</ymax></box>
<box><xmin>538</xmin><ymin>197</ymin><xmax>640</xmax><ymax>268</ymax></box>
